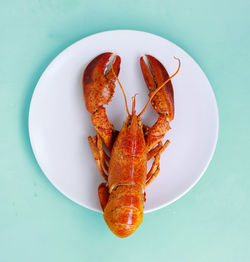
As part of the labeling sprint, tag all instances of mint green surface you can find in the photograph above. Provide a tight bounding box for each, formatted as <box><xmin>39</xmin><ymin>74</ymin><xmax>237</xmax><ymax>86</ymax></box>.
<box><xmin>1</xmin><ymin>0</ymin><xmax>250</xmax><ymax>261</ymax></box>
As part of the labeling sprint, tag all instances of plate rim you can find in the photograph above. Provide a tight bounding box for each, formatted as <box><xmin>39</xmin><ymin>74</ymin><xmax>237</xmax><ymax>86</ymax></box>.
<box><xmin>28</xmin><ymin>29</ymin><xmax>219</xmax><ymax>214</ymax></box>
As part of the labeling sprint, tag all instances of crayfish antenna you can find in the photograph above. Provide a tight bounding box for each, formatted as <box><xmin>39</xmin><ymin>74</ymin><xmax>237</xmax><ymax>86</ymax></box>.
<box><xmin>138</xmin><ymin>57</ymin><xmax>181</xmax><ymax>118</ymax></box>
<box><xmin>131</xmin><ymin>94</ymin><xmax>138</xmax><ymax>115</ymax></box>
<box><xmin>111</xmin><ymin>60</ymin><xmax>130</xmax><ymax>116</ymax></box>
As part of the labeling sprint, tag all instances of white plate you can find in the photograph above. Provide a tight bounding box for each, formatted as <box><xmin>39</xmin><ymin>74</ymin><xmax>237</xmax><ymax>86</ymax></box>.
<box><xmin>29</xmin><ymin>30</ymin><xmax>218</xmax><ymax>213</ymax></box>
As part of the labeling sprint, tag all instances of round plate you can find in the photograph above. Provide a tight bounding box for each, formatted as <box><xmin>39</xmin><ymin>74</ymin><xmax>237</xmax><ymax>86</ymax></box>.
<box><xmin>29</xmin><ymin>30</ymin><xmax>218</xmax><ymax>213</ymax></box>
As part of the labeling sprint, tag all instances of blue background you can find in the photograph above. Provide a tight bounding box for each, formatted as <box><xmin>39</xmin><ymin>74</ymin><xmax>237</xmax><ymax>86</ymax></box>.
<box><xmin>1</xmin><ymin>0</ymin><xmax>250</xmax><ymax>261</ymax></box>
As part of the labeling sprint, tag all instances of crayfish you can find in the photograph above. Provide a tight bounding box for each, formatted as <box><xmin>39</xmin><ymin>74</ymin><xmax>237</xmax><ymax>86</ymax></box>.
<box><xmin>82</xmin><ymin>52</ymin><xmax>180</xmax><ymax>237</ymax></box>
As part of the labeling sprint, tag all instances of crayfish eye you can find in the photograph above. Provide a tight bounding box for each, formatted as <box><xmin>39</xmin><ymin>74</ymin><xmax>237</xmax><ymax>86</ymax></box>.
<box><xmin>126</xmin><ymin>120</ymin><xmax>131</xmax><ymax>128</ymax></box>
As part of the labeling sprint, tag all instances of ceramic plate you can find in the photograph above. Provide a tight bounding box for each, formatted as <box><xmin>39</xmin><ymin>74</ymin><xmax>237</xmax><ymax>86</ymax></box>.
<box><xmin>29</xmin><ymin>30</ymin><xmax>219</xmax><ymax>213</ymax></box>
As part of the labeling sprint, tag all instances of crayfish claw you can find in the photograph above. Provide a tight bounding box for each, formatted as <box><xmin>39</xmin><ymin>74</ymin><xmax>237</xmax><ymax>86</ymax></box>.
<box><xmin>140</xmin><ymin>55</ymin><xmax>174</xmax><ymax>120</ymax></box>
<box><xmin>83</xmin><ymin>52</ymin><xmax>121</xmax><ymax>114</ymax></box>
<box><xmin>83</xmin><ymin>52</ymin><xmax>121</xmax><ymax>150</ymax></box>
<box><xmin>106</xmin><ymin>55</ymin><xmax>121</xmax><ymax>81</ymax></box>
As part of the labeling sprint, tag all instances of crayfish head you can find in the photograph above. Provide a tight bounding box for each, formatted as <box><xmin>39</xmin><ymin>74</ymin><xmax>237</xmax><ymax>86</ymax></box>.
<box><xmin>103</xmin><ymin>185</ymin><xmax>144</xmax><ymax>238</ymax></box>
<box><xmin>125</xmin><ymin>113</ymin><xmax>143</xmax><ymax>132</ymax></box>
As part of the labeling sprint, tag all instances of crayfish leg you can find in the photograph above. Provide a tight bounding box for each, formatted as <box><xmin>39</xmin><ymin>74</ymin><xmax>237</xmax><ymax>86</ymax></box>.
<box><xmin>140</xmin><ymin>55</ymin><xmax>175</xmax><ymax>152</ymax></box>
<box><xmin>83</xmin><ymin>53</ymin><xmax>121</xmax><ymax>151</ymax></box>
<box><xmin>88</xmin><ymin>136</ymin><xmax>108</xmax><ymax>181</ymax></box>
<box><xmin>146</xmin><ymin>140</ymin><xmax>170</xmax><ymax>186</ymax></box>
<box><xmin>145</xmin><ymin>114</ymin><xmax>171</xmax><ymax>152</ymax></box>
<box><xmin>98</xmin><ymin>183</ymin><xmax>110</xmax><ymax>211</ymax></box>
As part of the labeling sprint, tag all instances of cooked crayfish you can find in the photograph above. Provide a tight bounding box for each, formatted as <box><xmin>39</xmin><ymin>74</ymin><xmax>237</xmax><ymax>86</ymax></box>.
<box><xmin>82</xmin><ymin>52</ymin><xmax>180</xmax><ymax>237</ymax></box>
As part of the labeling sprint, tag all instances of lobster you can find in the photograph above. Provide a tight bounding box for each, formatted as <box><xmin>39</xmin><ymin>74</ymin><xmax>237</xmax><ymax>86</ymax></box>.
<box><xmin>82</xmin><ymin>52</ymin><xmax>180</xmax><ymax>238</ymax></box>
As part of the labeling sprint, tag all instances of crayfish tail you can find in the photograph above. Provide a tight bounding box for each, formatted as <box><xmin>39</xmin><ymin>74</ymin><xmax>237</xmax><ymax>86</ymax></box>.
<box><xmin>103</xmin><ymin>185</ymin><xmax>144</xmax><ymax>238</ymax></box>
